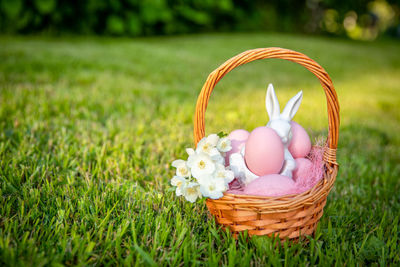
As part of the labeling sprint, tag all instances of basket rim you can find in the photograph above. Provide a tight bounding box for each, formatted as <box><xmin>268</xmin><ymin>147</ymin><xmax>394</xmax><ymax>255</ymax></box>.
<box><xmin>206</xmin><ymin>159</ymin><xmax>338</xmax><ymax>212</ymax></box>
<box><xmin>223</xmin><ymin>178</ymin><xmax>326</xmax><ymax>201</ymax></box>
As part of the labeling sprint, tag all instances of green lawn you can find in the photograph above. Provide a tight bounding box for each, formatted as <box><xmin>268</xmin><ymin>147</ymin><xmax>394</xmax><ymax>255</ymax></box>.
<box><xmin>0</xmin><ymin>33</ymin><xmax>399</xmax><ymax>266</ymax></box>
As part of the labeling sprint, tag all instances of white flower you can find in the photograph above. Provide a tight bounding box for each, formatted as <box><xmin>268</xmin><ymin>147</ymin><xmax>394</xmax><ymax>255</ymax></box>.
<box><xmin>182</xmin><ymin>182</ymin><xmax>202</xmax><ymax>203</ymax></box>
<box><xmin>171</xmin><ymin>176</ymin><xmax>188</xmax><ymax>196</ymax></box>
<box><xmin>199</xmin><ymin>176</ymin><xmax>226</xmax><ymax>199</ymax></box>
<box><xmin>214</xmin><ymin>164</ymin><xmax>235</xmax><ymax>186</ymax></box>
<box><xmin>187</xmin><ymin>152</ymin><xmax>216</xmax><ymax>179</ymax></box>
<box><xmin>196</xmin><ymin>134</ymin><xmax>220</xmax><ymax>154</ymax></box>
<box><xmin>171</xmin><ymin>159</ymin><xmax>190</xmax><ymax>178</ymax></box>
<box><xmin>209</xmin><ymin>149</ymin><xmax>225</xmax><ymax>165</ymax></box>
<box><xmin>196</xmin><ymin>138</ymin><xmax>210</xmax><ymax>154</ymax></box>
<box><xmin>216</xmin><ymin>137</ymin><xmax>232</xmax><ymax>153</ymax></box>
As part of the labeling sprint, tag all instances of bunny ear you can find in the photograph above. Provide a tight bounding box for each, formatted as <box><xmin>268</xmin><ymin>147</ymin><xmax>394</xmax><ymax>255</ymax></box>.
<box><xmin>265</xmin><ymin>84</ymin><xmax>280</xmax><ymax>120</ymax></box>
<box><xmin>281</xmin><ymin>90</ymin><xmax>303</xmax><ymax>121</ymax></box>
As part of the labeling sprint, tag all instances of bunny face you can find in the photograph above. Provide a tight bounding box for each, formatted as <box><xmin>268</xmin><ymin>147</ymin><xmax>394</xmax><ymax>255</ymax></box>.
<box><xmin>268</xmin><ymin>120</ymin><xmax>292</xmax><ymax>145</ymax></box>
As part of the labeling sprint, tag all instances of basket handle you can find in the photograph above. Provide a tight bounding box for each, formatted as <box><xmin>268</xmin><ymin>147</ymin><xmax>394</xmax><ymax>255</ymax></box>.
<box><xmin>193</xmin><ymin>47</ymin><xmax>340</xmax><ymax>165</ymax></box>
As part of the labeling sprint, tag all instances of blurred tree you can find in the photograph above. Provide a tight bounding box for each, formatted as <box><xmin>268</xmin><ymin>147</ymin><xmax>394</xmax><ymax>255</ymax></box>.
<box><xmin>0</xmin><ymin>0</ymin><xmax>398</xmax><ymax>39</ymax></box>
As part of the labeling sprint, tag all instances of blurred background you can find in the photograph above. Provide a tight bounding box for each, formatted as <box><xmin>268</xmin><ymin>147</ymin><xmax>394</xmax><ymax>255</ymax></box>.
<box><xmin>0</xmin><ymin>0</ymin><xmax>399</xmax><ymax>41</ymax></box>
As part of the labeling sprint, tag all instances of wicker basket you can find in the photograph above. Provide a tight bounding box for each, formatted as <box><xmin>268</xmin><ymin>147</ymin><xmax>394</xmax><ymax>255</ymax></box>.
<box><xmin>193</xmin><ymin>47</ymin><xmax>340</xmax><ymax>241</ymax></box>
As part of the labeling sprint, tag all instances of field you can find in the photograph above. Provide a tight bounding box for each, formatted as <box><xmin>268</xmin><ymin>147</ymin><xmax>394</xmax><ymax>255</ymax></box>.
<box><xmin>0</xmin><ymin>33</ymin><xmax>399</xmax><ymax>266</ymax></box>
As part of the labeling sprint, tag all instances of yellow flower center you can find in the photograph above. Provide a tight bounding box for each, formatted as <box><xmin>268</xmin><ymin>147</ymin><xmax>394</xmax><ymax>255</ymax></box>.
<box><xmin>178</xmin><ymin>167</ymin><xmax>188</xmax><ymax>176</ymax></box>
<box><xmin>176</xmin><ymin>181</ymin><xmax>182</xmax><ymax>187</ymax></box>
<box><xmin>217</xmin><ymin>172</ymin><xmax>225</xmax><ymax>178</ymax></box>
<box><xmin>209</xmin><ymin>185</ymin><xmax>215</xmax><ymax>191</ymax></box>
<box><xmin>198</xmin><ymin>160</ymin><xmax>206</xmax><ymax>169</ymax></box>
<box><xmin>187</xmin><ymin>187</ymin><xmax>196</xmax><ymax>194</ymax></box>
<box><xmin>202</xmin><ymin>143</ymin><xmax>211</xmax><ymax>152</ymax></box>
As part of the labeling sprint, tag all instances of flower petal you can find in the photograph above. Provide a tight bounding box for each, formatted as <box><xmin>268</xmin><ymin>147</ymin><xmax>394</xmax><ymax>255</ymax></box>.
<box><xmin>207</xmin><ymin>134</ymin><xmax>219</xmax><ymax>146</ymax></box>
<box><xmin>172</xmin><ymin>159</ymin><xmax>186</xmax><ymax>168</ymax></box>
<box><xmin>186</xmin><ymin>148</ymin><xmax>195</xmax><ymax>156</ymax></box>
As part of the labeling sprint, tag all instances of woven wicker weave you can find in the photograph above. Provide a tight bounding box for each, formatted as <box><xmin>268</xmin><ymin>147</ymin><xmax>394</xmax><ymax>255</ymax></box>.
<box><xmin>193</xmin><ymin>48</ymin><xmax>340</xmax><ymax>241</ymax></box>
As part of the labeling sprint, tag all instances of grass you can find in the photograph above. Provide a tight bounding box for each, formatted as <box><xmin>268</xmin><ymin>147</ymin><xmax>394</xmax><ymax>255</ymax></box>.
<box><xmin>0</xmin><ymin>33</ymin><xmax>399</xmax><ymax>266</ymax></box>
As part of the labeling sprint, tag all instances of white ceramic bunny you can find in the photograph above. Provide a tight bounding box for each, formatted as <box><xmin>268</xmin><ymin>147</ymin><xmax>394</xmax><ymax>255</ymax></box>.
<box><xmin>228</xmin><ymin>84</ymin><xmax>303</xmax><ymax>185</ymax></box>
<box><xmin>265</xmin><ymin>83</ymin><xmax>303</xmax><ymax>178</ymax></box>
<box><xmin>229</xmin><ymin>147</ymin><xmax>258</xmax><ymax>186</ymax></box>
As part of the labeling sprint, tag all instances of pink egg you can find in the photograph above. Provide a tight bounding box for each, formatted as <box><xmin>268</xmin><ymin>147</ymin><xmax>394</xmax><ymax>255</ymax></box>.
<box><xmin>293</xmin><ymin>158</ymin><xmax>313</xmax><ymax>183</ymax></box>
<box><xmin>244</xmin><ymin>127</ymin><xmax>284</xmax><ymax>176</ymax></box>
<box><xmin>225</xmin><ymin>129</ymin><xmax>250</xmax><ymax>165</ymax></box>
<box><xmin>243</xmin><ymin>174</ymin><xmax>296</xmax><ymax>197</ymax></box>
<box><xmin>289</xmin><ymin>121</ymin><xmax>311</xmax><ymax>158</ymax></box>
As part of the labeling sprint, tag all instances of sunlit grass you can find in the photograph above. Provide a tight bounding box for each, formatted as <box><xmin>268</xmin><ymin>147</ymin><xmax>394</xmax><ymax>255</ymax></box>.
<box><xmin>0</xmin><ymin>33</ymin><xmax>399</xmax><ymax>266</ymax></box>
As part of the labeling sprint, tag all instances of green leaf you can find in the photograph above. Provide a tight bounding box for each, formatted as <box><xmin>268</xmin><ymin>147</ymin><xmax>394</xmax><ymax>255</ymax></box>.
<box><xmin>217</xmin><ymin>131</ymin><xmax>228</xmax><ymax>138</ymax></box>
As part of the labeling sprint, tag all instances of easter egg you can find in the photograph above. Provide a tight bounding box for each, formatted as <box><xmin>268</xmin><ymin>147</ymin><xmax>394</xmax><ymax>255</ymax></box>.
<box><xmin>243</xmin><ymin>174</ymin><xmax>296</xmax><ymax>197</ymax></box>
<box><xmin>244</xmin><ymin>126</ymin><xmax>284</xmax><ymax>176</ymax></box>
<box><xmin>225</xmin><ymin>129</ymin><xmax>250</xmax><ymax>165</ymax></box>
<box><xmin>288</xmin><ymin>121</ymin><xmax>311</xmax><ymax>158</ymax></box>
<box><xmin>292</xmin><ymin>158</ymin><xmax>313</xmax><ymax>183</ymax></box>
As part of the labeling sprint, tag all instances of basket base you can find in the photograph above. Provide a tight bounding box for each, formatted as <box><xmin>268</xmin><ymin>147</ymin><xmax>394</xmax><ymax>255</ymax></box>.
<box><xmin>205</xmin><ymin>162</ymin><xmax>337</xmax><ymax>242</ymax></box>
<box><xmin>206</xmin><ymin>196</ymin><xmax>327</xmax><ymax>241</ymax></box>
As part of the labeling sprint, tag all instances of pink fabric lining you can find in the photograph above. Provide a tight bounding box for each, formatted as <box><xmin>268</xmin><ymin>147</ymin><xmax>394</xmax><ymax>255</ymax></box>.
<box><xmin>291</xmin><ymin>143</ymin><xmax>325</xmax><ymax>194</ymax></box>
